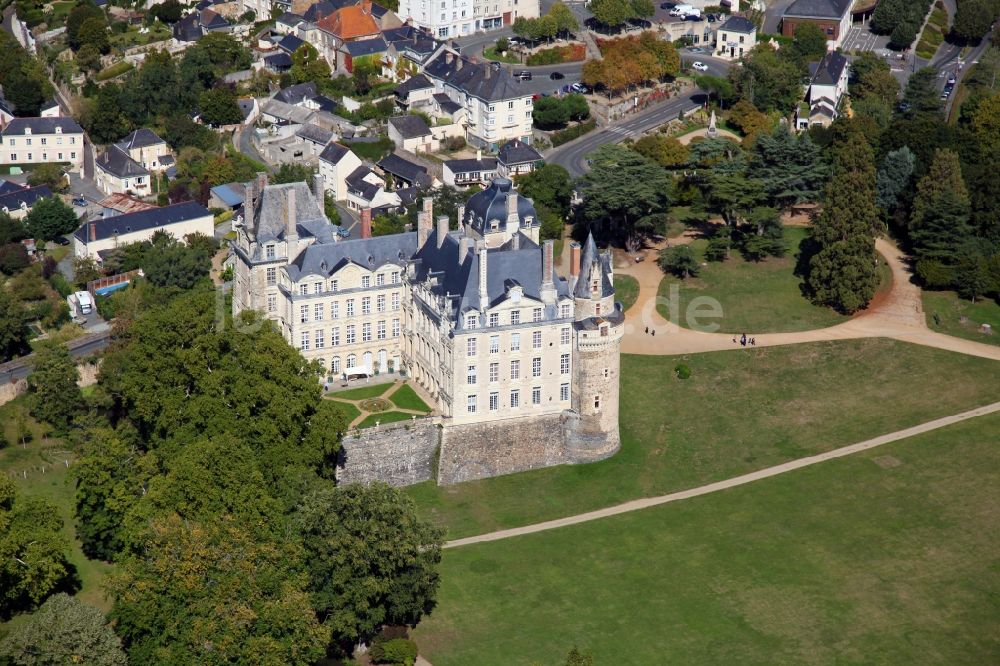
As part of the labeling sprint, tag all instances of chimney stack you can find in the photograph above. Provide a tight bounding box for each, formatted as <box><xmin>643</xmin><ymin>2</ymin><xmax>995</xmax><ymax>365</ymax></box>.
<box><xmin>312</xmin><ymin>172</ymin><xmax>325</xmax><ymax>202</ymax></box>
<box><xmin>360</xmin><ymin>207</ymin><xmax>372</xmax><ymax>239</ymax></box>
<box><xmin>570</xmin><ymin>242</ymin><xmax>581</xmax><ymax>277</ymax></box>
<box><xmin>422</xmin><ymin>196</ymin><xmax>433</xmax><ymax>219</ymax></box>
<box><xmin>542</xmin><ymin>239</ymin><xmax>554</xmax><ymax>285</ymax></box>
<box><xmin>89</xmin><ymin>222</ymin><xmax>97</xmax><ymax>243</ymax></box>
<box><xmin>478</xmin><ymin>246</ymin><xmax>488</xmax><ymax>310</ymax></box>
<box><xmin>244</xmin><ymin>180</ymin><xmax>256</xmax><ymax>231</ymax></box>
<box><xmin>458</xmin><ymin>236</ymin><xmax>471</xmax><ymax>265</ymax></box>
<box><xmin>256</xmin><ymin>171</ymin><xmax>268</xmax><ymax>194</ymax></box>
<box><xmin>457</xmin><ymin>204</ymin><xmax>465</xmax><ymax>229</ymax></box>
<box><xmin>476</xmin><ymin>149</ymin><xmax>481</xmax><ymax>162</ymax></box>
<box><xmin>417</xmin><ymin>211</ymin><xmax>432</xmax><ymax>248</ymax></box>
<box><xmin>436</xmin><ymin>215</ymin><xmax>448</xmax><ymax>248</ymax></box>
<box><xmin>512</xmin><ymin>232</ymin><xmax>520</xmax><ymax>250</ymax></box>
<box><xmin>286</xmin><ymin>188</ymin><xmax>298</xmax><ymax>260</ymax></box>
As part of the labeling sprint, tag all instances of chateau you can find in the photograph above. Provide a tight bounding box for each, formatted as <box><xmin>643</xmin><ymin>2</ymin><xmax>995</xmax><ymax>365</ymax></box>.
<box><xmin>231</xmin><ymin>174</ymin><xmax>623</xmax><ymax>484</ymax></box>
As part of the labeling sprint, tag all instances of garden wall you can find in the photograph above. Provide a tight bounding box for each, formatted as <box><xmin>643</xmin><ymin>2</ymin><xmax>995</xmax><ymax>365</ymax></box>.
<box><xmin>337</xmin><ymin>417</ymin><xmax>440</xmax><ymax>486</ymax></box>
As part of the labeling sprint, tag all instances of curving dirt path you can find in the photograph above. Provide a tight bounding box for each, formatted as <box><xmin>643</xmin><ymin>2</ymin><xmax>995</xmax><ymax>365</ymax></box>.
<box><xmin>615</xmin><ymin>238</ymin><xmax>1000</xmax><ymax>362</ymax></box>
<box><xmin>445</xmin><ymin>400</ymin><xmax>1000</xmax><ymax>548</ymax></box>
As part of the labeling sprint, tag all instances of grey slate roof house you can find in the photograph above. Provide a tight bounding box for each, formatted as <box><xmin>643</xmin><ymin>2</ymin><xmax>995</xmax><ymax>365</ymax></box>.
<box><xmin>443</xmin><ymin>154</ymin><xmax>498</xmax><ymax>188</ymax></box>
<box><xmin>497</xmin><ymin>139</ymin><xmax>543</xmax><ymax>178</ymax></box>
<box><xmin>376</xmin><ymin>153</ymin><xmax>431</xmax><ymax>188</ymax></box>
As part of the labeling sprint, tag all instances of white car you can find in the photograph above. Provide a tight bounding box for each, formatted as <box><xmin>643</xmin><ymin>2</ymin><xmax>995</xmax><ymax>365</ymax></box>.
<box><xmin>692</xmin><ymin>61</ymin><xmax>709</xmax><ymax>71</ymax></box>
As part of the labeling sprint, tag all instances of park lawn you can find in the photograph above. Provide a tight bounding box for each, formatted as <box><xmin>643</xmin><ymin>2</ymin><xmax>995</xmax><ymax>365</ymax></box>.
<box><xmin>406</xmin><ymin>339</ymin><xmax>1000</xmax><ymax>539</ymax></box>
<box><xmin>329</xmin><ymin>382</ymin><xmax>392</xmax><ymax>400</ymax></box>
<box><xmin>656</xmin><ymin>227</ymin><xmax>852</xmax><ymax>334</ymax></box>
<box><xmin>923</xmin><ymin>290</ymin><xmax>1000</xmax><ymax>347</ymax></box>
<box><xmin>0</xmin><ymin>398</ymin><xmax>115</xmax><ymax>619</ymax></box>
<box><xmin>329</xmin><ymin>400</ymin><xmax>362</xmax><ymax>425</ymax></box>
<box><xmin>414</xmin><ymin>411</ymin><xmax>1000</xmax><ymax>666</ymax></box>
<box><xmin>390</xmin><ymin>384</ymin><xmax>432</xmax><ymax>412</ymax></box>
<box><xmin>357</xmin><ymin>410</ymin><xmax>415</xmax><ymax>429</ymax></box>
<box><xmin>613</xmin><ymin>274</ymin><xmax>638</xmax><ymax>312</ymax></box>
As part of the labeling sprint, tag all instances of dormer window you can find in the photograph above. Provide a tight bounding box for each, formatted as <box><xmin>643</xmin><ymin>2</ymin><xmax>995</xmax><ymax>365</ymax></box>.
<box><xmin>55</xmin><ymin>127</ymin><xmax>61</xmax><ymax>134</ymax></box>
<box><xmin>266</xmin><ymin>244</ymin><xmax>275</xmax><ymax>259</ymax></box>
<box><xmin>490</xmin><ymin>220</ymin><xmax>499</xmax><ymax>231</ymax></box>
<box><xmin>24</xmin><ymin>128</ymin><xmax>31</xmax><ymax>135</ymax></box>
<box><xmin>465</xmin><ymin>313</ymin><xmax>479</xmax><ymax>329</ymax></box>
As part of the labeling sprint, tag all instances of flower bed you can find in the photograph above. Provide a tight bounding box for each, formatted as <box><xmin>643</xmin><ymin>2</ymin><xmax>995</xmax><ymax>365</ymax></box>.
<box><xmin>525</xmin><ymin>43</ymin><xmax>586</xmax><ymax>66</ymax></box>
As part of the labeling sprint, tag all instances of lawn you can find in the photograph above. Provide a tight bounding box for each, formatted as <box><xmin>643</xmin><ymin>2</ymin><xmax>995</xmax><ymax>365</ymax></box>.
<box><xmin>613</xmin><ymin>274</ymin><xmax>638</xmax><ymax>312</ymax></box>
<box><xmin>342</xmin><ymin>137</ymin><xmax>395</xmax><ymax>162</ymax></box>
<box><xmin>406</xmin><ymin>339</ymin><xmax>1000</xmax><ymax>539</ymax></box>
<box><xmin>0</xmin><ymin>398</ymin><xmax>114</xmax><ymax>620</ymax></box>
<box><xmin>414</xmin><ymin>411</ymin><xmax>1000</xmax><ymax>665</ymax></box>
<box><xmin>656</xmin><ymin>227</ymin><xmax>852</xmax><ymax>334</ymax></box>
<box><xmin>390</xmin><ymin>384</ymin><xmax>432</xmax><ymax>412</ymax></box>
<box><xmin>357</xmin><ymin>410</ymin><xmax>417</xmax><ymax>429</ymax></box>
<box><xmin>923</xmin><ymin>290</ymin><xmax>1000</xmax><ymax>347</ymax></box>
<box><xmin>329</xmin><ymin>382</ymin><xmax>393</xmax><ymax>400</ymax></box>
<box><xmin>330</xmin><ymin>400</ymin><xmax>362</xmax><ymax>425</ymax></box>
<box><xmin>483</xmin><ymin>46</ymin><xmax>521</xmax><ymax>64</ymax></box>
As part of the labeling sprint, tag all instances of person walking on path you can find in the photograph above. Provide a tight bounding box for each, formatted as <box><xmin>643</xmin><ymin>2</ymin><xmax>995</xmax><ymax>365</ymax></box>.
<box><xmin>740</xmin><ymin>333</ymin><xmax>747</xmax><ymax>347</ymax></box>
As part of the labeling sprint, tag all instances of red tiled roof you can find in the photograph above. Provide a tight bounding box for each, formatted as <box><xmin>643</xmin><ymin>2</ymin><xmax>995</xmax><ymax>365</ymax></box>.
<box><xmin>317</xmin><ymin>1</ymin><xmax>379</xmax><ymax>40</ymax></box>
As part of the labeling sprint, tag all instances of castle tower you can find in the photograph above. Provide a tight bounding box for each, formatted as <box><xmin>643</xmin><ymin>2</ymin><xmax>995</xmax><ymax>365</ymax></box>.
<box><xmin>566</xmin><ymin>233</ymin><xmax>623</xmax><ymax>461</ymax></box>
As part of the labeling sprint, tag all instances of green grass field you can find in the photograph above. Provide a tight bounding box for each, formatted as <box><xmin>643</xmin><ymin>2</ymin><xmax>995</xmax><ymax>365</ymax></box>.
<box><xmin>390</xmin><ymin>384</ymin><xmax>432</xmax><ymax>412</ymax></box>
<box><xmin>330</xmin><ymin>400</ymin><xmax>362</xmax><ymax>424</ymax></box>
<box><xmin>923</xmin><ymin>290</ymin><xmax>1000</xmax><ymax>347</ymax></box>
<box><xmin>357</xmin><ymin>410</ymin><xmax>418</xmax><ymax>429</ymax></box>
<box><xmin>406</xmin><ymin>339</ymin><xmax>1000</xmax><ymax>539</ymax></box>
<box><xmin>0</xmin><ymin>398</ymin><xmax>114</xmax><ymax>620</ymax></box>
<box><xmin>330</xmin><ymin>382</ymin><xmax>393</xmax><ymax>400</ymax></box>
<box><xmin>656</xmin><ymin>227</ymin><xmax>852</xmax><ymax>333</ymax></box>
<box><xmin>613</xmin><ymin>274</ymin><xmax>638</xmax><ymax>312</ymax></box>
<box><xmin>415</xmin><ymin>411</ymin><xmax>1000</xmax><ymax>665</ymax></box>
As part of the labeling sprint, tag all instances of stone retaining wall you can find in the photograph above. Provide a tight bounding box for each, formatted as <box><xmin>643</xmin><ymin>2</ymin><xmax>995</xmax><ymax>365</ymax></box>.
<box><xmin>337</xmin><ymin>417</ymin><xmax>440</xmax><ymax>486</ymax></box>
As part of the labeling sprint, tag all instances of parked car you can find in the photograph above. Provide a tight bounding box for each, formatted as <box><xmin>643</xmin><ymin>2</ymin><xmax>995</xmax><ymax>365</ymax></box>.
<box><xmin>561</xmin><ymin>84</ymin><xmax>573</xmax><ymax>93</ymax></box>
<box><xmin>947</xmin><ymin>74</ymin><xmax>957</xmax><ymax>84</ymax></box>
<box><xmin>515</xmin><ymin>70</ymin><xmax>532</xmax><ymax>81</ymax></box>
<box><xmin>336</xmin><ymin>226</ymin><xmax>351</xmax><ymax>238</ymax></box>
<box><xmin>571</xmin><ymin>82</ymin><xmax>590</xmax><ymax>94</ymax></box>
<box><xmin>550</xmin><ymin>71</ymin><xmax>565</xmax><ymax>80</ymax></box>
<box><xmin>54</xmin><ymin>235</ymin><xmax>70</xmax><ymax>246</ymax></box>
<box><xmin>692</xmin><ymin>61</ymin><xmax>709</xmax><ymax>71</ymax></box>
<box><xmin>72</xmin><ymin>196</ymin><xmax>87</xmax><ymax>207</ymax></box>
<box><xmin>686</xmin><ymin>47</ymin><xmax>704</xmax><ymax>53</ymax></box>
<box><xmin>659</xmin><ymin>1</ymin><xmax>676</xmax><ymax>8</ymax></box>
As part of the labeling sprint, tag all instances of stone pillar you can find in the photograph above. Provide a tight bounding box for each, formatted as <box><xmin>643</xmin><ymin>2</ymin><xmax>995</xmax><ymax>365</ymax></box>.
<box><xmin>360</xmin><ymin>207</ymin><xmax>372</xmax><ymax>239</ymax></box>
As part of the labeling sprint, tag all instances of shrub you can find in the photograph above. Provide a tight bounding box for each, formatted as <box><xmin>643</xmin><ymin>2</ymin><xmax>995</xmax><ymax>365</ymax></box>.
<box><xmin>674</xmin><ymin>363</ymin><xmax>691</xmax><ymax>379</ymax></box>
<box><xmin>444</xmin><ymin>135</ymin><xmax>466</xmax><ymax>151</ymax></box>
<box><xmin>550</xmin><ymin>119</ymin><xmax>596</xmax><ymax>147</ymax></box>
<box><xmin>370</xmin><ymin>638</ymin><xmax>418</xmax><ymax>665</ymax></box>
<box><xmin>95</xmin><ymin>61</ymin><xmax>134</xmax><ymax>82</ymax></box>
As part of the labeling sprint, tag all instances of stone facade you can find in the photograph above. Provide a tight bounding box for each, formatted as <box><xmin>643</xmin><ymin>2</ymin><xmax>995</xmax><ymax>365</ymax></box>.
<box><xmin>338</xmin><ymin>417</ymin><xmax>440</xmax><ymax>486</ymax></box>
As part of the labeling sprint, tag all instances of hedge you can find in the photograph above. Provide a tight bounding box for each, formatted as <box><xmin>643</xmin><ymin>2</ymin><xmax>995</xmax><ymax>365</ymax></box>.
<box><xmin>550</xmin><ymin>119</ymin><xmax>596</xmax><ymax>147</ymax></box>
<box><xmin>96</xmin><ymin>61</ymin><xmax>134</xmax><ymax>81</ymax></box>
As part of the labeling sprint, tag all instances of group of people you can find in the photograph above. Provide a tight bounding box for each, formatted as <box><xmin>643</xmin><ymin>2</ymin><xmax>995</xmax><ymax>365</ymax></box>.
<box><xmin>644</xmin><ymin>327</ymin><xmax>657</xmax><ymax>336</ymax></box>
<box><xmin>734</xmin><ymin>333</ymin><xmax>756</xmax><ymax>347</ymax></box>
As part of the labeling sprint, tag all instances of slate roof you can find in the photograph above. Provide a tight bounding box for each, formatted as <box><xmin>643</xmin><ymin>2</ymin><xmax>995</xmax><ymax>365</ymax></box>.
<box><xmin>275</xmin><ymin>81</ymin><xmax>318</xmax><ymax>105</ymax></box>
<box><xmin>173</xmin><ymin>12</ymin><xmax>203</xmax><ymax>41</ymax></box>
<box><xmin>377</xmin><ymin>153</ymin><xmax>429</xmax><ymax>186</ymax></box>
<box><xmin>276</xmin><ymin>11</ymin><xmax>304</xmax><ymax>27</ymax></box>
<box><xmin>73</xmin><ymin>201</ymin><xmax>211</xmax><ymax>243</ymax></box>
<box><xmin>344</xmin><ymin>36</ymin><xmax>387</xmax><ymax>56</ymax></box>
<box><xmin>573</xmin><ymin>232</ymin><xmax>614</xmax><ymax>299</ymax></box>
<box><xmin>388</xmin><ymin>114</ymin><xmax>431</xmax><ymax>139</ymax></box>
<box><xmin>424</xmin><ymin>50</ymin><xmax>527</xmax><ymax>103</ymax></box>
<box><xmin>382</xmin><ymin>25</ymin><xmax>423</xmax><ymax>42</ymax></box>
<box><xmin>345</xmin><ymin>165</ymin><xmax>383</xmax><ymax>201</ymax></box>
<box><xmin>302</xmin><ymin>0</ymin><xmax>341</xmax><ymax>22</ymax></box>
<box><xmin>287</xmin><ymin>231</ymin><xmax>418</xmax><ymax>281</ymax></box>
<box><xmin>433</xmin><ymin>92</ymin><xmax>462</xmax><ymax>114</ymax></box>
<box><xmin>278</xmin><ymin>34</ymin><xmax>305</xmax><ymax>53</ymax></box>
<box><xmin>40</xmin><ymin>99</ymin><xmax>59</xmax><ymax>113</ymax></box>
<box><xmin>116</xmin><ymin>128</ymin><xmax>164</xmax><ymax>151</ymax></box>
<box><xmin>811</xmin><ymin>51</ymin><xmax>849</xmax><ymax>86</ymax></box>
<box><xmin>394</xmin><ymin>74</ymin><xmax>433</xmax><ymax>97</ymax></box>
<box><xmin>210</xmin><ymin>182</ymin><xmax>245</xmax><ymax>207</ymax></box>
<box><xmin>0</xmin><ymin>185</ymin><xmax>52</xmax><ymax>212</ymax></box>
<box><xmin>96</xmin><ymin>145</ymin><xmax>148</xmax><ymax>179</ymax></box>
<box><xmin>311</xmin><ymin>94</ymin><xmax>338</xmax><ymax>113</ymax></box>
<box><xmin>1</xmin><ymin>117</ymin><xmax>83</xmax><ymax>135</ymax></box>
<box><xmin>296</xmin><ymin>122</ymin><xmax>334</xmax><ymax>145</ymax></box>
<box><xmin>445</xmin><ymin>156</ymin><xmax>498</xmax><ymax>174</ymax></box>
<box><xmin>262</xmin><ymin>99</ymin><xmax>314</xmax><ymax>124</ymax></box>
<box><xmin>497</xmin><ymin>139</ymin><xmax>542</xmax><ymax>166</ymax></box>
<box><xmin>200</xmin><ymin>8</ymin><xmax>231</xmax><ymax>30</ymax></box>
<box><xmin>0</xmin><ymin>179</ymin><xmax>24</xmax><ymax>195</ymax></box>
<box><xmin>718</xmin><ymin>15</ymin><xmax>755</xmax><ymax>33</ymax></box>
<box><xmin>463</xmin><ymin>177</ymin><xmax>537</xmax><ymax>236</ymax></box>
<box><xmin>238</xmin><ymin>98</ymin><xmax>257</xmax><ymax>120</ymax></box>
<box><xmin>265</xmin><ymin>52</ymin><xmax>293</xmax><ymax>69</ymax></box>
<box><xmin>784</xmin><ymin>0</ymin><xmax>852</xmax><ymax>18</ymax></box>
<box><xmin>251</xmin><ymin>182</ymin><xmax>332</xmax><ymax>247</ymax></box>
<box><xmin>319</xmin><ymin>142</ymin><xmax>353</xmax><ymax>164</ymax></box>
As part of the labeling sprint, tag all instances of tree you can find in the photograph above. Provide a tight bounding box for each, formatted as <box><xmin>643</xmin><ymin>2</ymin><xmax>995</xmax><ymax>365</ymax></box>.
<box><xmin>564</xmin><ymin>646</ymin><xmax>595</xmax><ymax>666</ymax></box>
<box><xmin>740</xmin><ymin>206</ymin><xmax>785</xmax><ymax>261</ymax></box>
<box><xmin>632</xmin><ymin>134</ymin><xmax>689</xmax><ymax>168</ymax></box>
<box><xmin>75</xmin><ymin>43</ymin><xmax>101</xmax><ymax>73</ymax></box>
<box><xmin>910</xmin><ymin>149</ymin><xmax>973</xmax><ymax>285</ymax></box>
<box><xmin>806</xmin><ymin>135</ymin><xmax>880</xmax><ymax>313</ymax></box>
<box><xmin>731</xmin><ymin>45</ymin><xmax>804</xmax><ymax>113</ymax></box>
<box><xmin>72</xmin><ymin>257</ymin><xmax>102</xmax><ymax>289</ymax></box>
<box><xmin>548</xmin><ymin>2</ymin><xmax>579</xmax><ymax>33</ymax></box>
<box><xmin>728</xmin><ymin>98</ymin><xmax>772</xmax><ymax>140</ymax></box>
<box><xmin>658</xmin><ymin>245</ymin><xmax>699</xmax><ymax>278</ymax></box>
<box><xmin>850</xmin><ymin>51</ymin><xmax>900</xmax><ymax>105</ymax></box>
<box><xmin>290</xmin><ymin>43</ymin><xmax>331</xmax><ymax>85</ymax></box>
<box><xmin>631</xmin><ymin>0</ymin><xmax>655</xmax><ymax>18</ymax></box>
<box><xmin>0</xmin><ymin>244</ymin><xmax>30</xmax><ymax>275</ymax></box>
<box><xmin>0</xmin><ymin>593</ymin><xmax>127</xmax><ymax>666</ymax></box>
<box><xmin>694</xmin><ymin>74</ymin><xmax>737</xmax><ymax>108</ymax></box>
<box><xmin>80</xmin><ymin>84</ymin><xmax>132</xmax><ymax>144</ymax></box>
<box><xmin>750</xmin><ymin>125</ymin><xmax>827</xmax><ymax>209</ymax></box>
<box><xmin>0</xmin><ymin>476</ymin><xmax>74</xmax><ymax>617</ymax></box>
<box><xmin>875</xmin><ymin>146</ymin><xmax>915</xmax><ymax>212</ymax></box>
<box><xmin>324</xmin><ymin>191</ymin><xmax>341</xmax><ymax>226</ymax></box>
<box><xmin>910</xmin><ymin>149</ymin><xmax>968</xmax><ymax>230</ymax></box>
<box><xmin>515</xmin><ymin>164</ymin><xmax>573</xmax><ymax>217</ymax></box>
<box><xmin>110</xmin><ymin>515</ymin><xmax>328</xmax><ymax>665</ymax></box>
<box><xmin>871</xmin><ymin>0</ymin><xmax>906</xmax><ymax>34</ymax></box>
<box><xmin>78</xmin><ymin>17</ymin><xmax>110</xmax><ymax>54</ymax></box>
<box><xmin>952</xmin><ymin>0</ymin><xmax>999</xmax><ymax>43</ymax></box>
<box><xmin>26</xmin><ymin>163</ymin><xmax>65</xmax><ymax>191</ymax></box>
<box><xmin>790</xmin><ymin>22</ymin><xmax>828</xmax><ymax>64</ymax></box>
<box><xmin>901</xmin><ymin>68</ymin><xmax>943</xmax><ymax>117</ymax></box>
<box><xmin>372</xmin><ymin>212</ymin><xmax>407</xmax><ymax>237</ymax></box>
<box><xmin>140</xmin><ymin>232</ymin><xmax>215</xmax><ymax>289</ymax></box>
<box><xmin>26</xmin><ymin>341</ymin><xmax>83</xmax><ymax>435</ymax></box>
<box><xmin>582</xmin><ymin>144</ymin><xmax>671</xmax><ymax>250</ymax></box>
<box><xmin>148</xmin><ymin>0</ymin><xmax>183</xmax><ymax>24</ymax></box>
<box><xmin>532</xmin><ymin>95</ymin><xmax>571</xmax><ymax>128</ymax></box>
<box><xmin>24</xmin><ymin>197</ymin><xmax>78</xmax><ymax>241</ymax></box>
<box><xmin>66</xmin><ymin>2</ymin><xmax>105</xmax><ymax>50</ymax></box>
<box><xmin>0</xmin><ymin>290</ymin><xmax>28</xmax><ymax>362</ymax></box>
<box><xmin>274</xmin><ymin>162</ymin><xmax>316</xmax><ymax>184</ymax></box>
<box><xmin>198</xmin><ymin>86</ymin><xmax>242</xmax><ymax>126</ymax></box>
<box><xmin>295</xmin><ymin>483</ymin><xmax>444</xmax><ymax>652</ymax></box>
<box><xmin>589</xmin><ymin>0</ymin><xmax>634</xmax><ymax>27</ymax></box>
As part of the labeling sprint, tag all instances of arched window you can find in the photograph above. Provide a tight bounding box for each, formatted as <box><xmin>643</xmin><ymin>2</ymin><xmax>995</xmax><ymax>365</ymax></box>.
<box><xmin>346</xmin><ymin>354</ymin><xmax>356</xmax><ymax>369</ymax></box>
<box><xmin>331</xmin><ymin>357</ymin><xmax>341</xmax><ymax>373</ymax></box>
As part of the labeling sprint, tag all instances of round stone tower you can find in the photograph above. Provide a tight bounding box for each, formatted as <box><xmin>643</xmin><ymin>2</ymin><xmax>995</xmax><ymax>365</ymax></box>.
<box><xmin>565</xmin><ymin>233</ymin><xmax>623</xmax><ymax>462</ymax></box>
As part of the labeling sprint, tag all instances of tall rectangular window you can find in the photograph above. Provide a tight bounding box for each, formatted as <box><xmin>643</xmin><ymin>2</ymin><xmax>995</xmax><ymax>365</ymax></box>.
<box><xmin>510</xmin><ymin>360</ymin><xmax>520</xmax><ymax>380</ymax></box>
<box><xmin>300</xmin><ymin>332</ymin><xmax>310</xmax><ymax>350</ymax></box>
<box><xmin>510</xmin><ymin>389</ymin><xmax>520</xmax><ymax>408</ymax></box>
<box><xmin>330</xmin><ymin>279</ymin><xmax>339</xmax><ymax>292</ymax></box>
<box><xmin>362</xmin><ymin>276</ymin><xmax>371</xmax><ymax>288</ymax></box>
<box><xmin>510</xmin><ymin>310</ymin><xmax>520</xmax><ymax>325</ymax></box>
<box><xmin>532</xmin><ymin>307</ymin><xmax>542</xmax><ymax>322</ymax></box>
<box><xmin>314</xmin><ymin>304</ymin><xmax>324</xmax><ymax>321</ymax></box>
<box><xmin>488</xmin><ymin>312</ymin><xmax>499</xmax><ymax>327</ymax></box>
<box><xmin>532</xmin><ymin>331</ymin><xmax>542</xmax><ymax>348</ymax></box>
<box><xmin>467</xmin><ymin>365</ymin><xmax>477</xmax><ymax>385</ymax></box>
<box><xmin>467</xmin><ymin>338</ymin><xmax>477</xmax><ymax>356</ymax></box>
<box><xmin>315</xmin><ymin>330</ymin><xmax>325</xmax><ymax>348</ymax></box>
<box><xmin>560</xmin><ymin>353</ymin><xmax>570</xmax><ymax>374</ymax></box>
<box><xmin>362</xmin><ymin>297</ymin><xmax>371</xmax><ymax>315</ymax></box>
<box><xmin>489</xmin><ymin>362</ymin><xmax>499</xmax><ymax>383</ymax></box>
<box><xmin>376</xmin><ymin>273</ymin><xmax>385</xmax><ymax>286</ymax></box>
<box><xmin>392</xmin><ymin>318</ymin><xmax>400</xmax><ymax>337</ymax></box>
<box><xmin>391</xmin><ymin>292</ymin><xmax>400</xmax><ymax>310</ymax></box>
<box><xmin>561</xmin><ymin>327</ymin><xmax>570</xmax><ymax>345</ymax></box>
<box><xmin>362</xmin><ymin>323</ymin><xmax>372</xmax><ymax>342</ymax></box>
<box><xmin>489</xmin><ymin>392</ymin><xmax>499</xmax><ymax>411</ymax></box>
<box><xmin>377</xmin><ymin>320</ymin><xmax>386</xmax><ymax>340</ymax></box>
<box><xmin>266</xmin><ymin>268</ymin><xmax>276</xmax><ymax>285</ymax></box>
<box><xmin>300</xmin><ymin>305</ymin><xmax>309</xmax><ymax>323</ymax></box>
<box><xmin>267</xmin><ymin>294</ymin><xmax>276</xmax><ymax>312</ymax></box>
<box><xmin>331</xmin><ymin>327</ymin><xmax>340</xmax><ymax>346</ymax></box>
<box><xmin>377</xmin><ymin>294</ymin><xmax>386</xmax><ymax>312</ymax></box>
<box><xmin>346</xmin><ymin>299</ymin><xmax>355</xmax><ymax>316</ymax></box>
<box><xmin>467</xmin><ymin>394</ymin><xmax>477</xmax><ymax>413</ymax></box>
<box><xmin>489</xmin><ymin>335</ymin><xmax>499</xmax><ymax>354</ymax></box>
<box><xmin>560</xmin><ymin>303</ymin><xmax>571</xmax><ymax>318</ymax></box>
<box><xmin>331</xmin><ymin>302</ymin><xmax>340</xmax><ymax>319</ymax></box>
<box><xmin>532</xmin><ymin>386</ymin><xmax>541</xmax><ymax>405</ymax></box>
<box><xmin>510</xmin><ymin>332</ymin><xmax>520</xmax><ymax>351</ymax></box>
<box><xmin>532</xmin><ymin>357</ymin><xmax>541</xmax><ymax>377</ymax></box>
<box><xmin>391</xmin><ymin>271</ymin><xmax>400</xmax><ymax>283</ymax></box>
<box><xmin>346</xmin><ymin>325</ymin><xmax>356</xmax><ymax>344</ymax></box>
<box><xmin>560</xmin><ymin>383</ymin><xmax>569</xmax><ymax>401</ymax></box>
<box><xmin>466</xmin><ymin>313</ymin><xmax>479</xmax><ymax>329</ymax></box>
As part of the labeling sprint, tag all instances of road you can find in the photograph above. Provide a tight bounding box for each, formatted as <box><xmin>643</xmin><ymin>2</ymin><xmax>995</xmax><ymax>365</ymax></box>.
<box><xmin>546</xmin><ymin>91</ymin><xmax>708</xmax><ymax>177</ymax></box>
<box><xmin>0</xmin><ymin>331</ymin><xmax>111</xmax><ymax>384</ymax></box>
<box><xmin>233</xmin><ymin>126</ymin><xmax>271</xmax><ymax>171</ymax></box>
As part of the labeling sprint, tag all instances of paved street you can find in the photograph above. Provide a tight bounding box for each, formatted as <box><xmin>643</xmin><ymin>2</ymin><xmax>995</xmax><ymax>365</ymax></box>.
<box><xmin>0</xmin><ymin>331</ymin><xmax>111</xmax><ymax>385</ymax></box>
<box><xmin>547</xmin><ymin>91</ymin><xmax>708</xmax><ymax>177</ymax></box>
